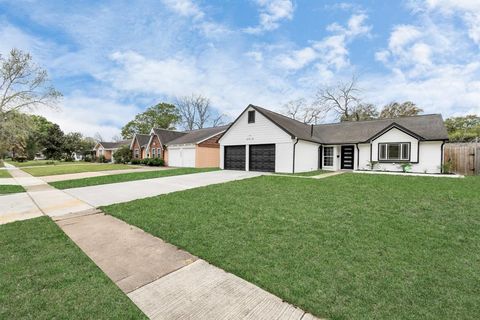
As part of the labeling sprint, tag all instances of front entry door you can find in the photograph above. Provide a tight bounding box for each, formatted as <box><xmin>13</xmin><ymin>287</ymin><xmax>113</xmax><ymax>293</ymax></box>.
<box><xmin>341</xmin><ymin>145</ymin><xmax>354</xmax><ymax>170</ymax></box>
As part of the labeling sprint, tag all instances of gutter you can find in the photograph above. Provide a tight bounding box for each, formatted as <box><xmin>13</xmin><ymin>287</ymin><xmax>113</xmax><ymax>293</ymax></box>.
<box><xmin>292</xmin><ymin>138</ymin><xmax>299</xmax><ymax>174</ymax></box>
<box><xmin>440</xmin><ymin>140</ymin><xmax>446</xmax><ymax>173</ymax></box>
<box><xmin>356</xmin><ymin>144</ymin><xmax>360</xmax><ymax>170</ymax></box>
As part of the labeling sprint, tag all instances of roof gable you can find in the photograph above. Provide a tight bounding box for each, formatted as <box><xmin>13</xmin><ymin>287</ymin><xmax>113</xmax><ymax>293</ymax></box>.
<box><xmin>167</xmin><ymin>125</ymin><xmax>229</xmax><ymax>145</ymax></box>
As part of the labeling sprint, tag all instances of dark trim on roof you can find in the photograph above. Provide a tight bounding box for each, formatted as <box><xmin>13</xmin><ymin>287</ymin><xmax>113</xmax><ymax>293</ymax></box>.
<box><xmin>366</xmin><ymin>122</ymin><xmax>424</xmax><ymax>143</ymax></box>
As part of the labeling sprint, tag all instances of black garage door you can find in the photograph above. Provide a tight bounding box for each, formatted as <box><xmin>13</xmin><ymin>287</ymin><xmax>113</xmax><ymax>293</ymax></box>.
<box><xmin>224</xmin><ymin>146</ymin><xmax>246</xmax><ymax>170</ymax></box>
<box><xmin>249</xmin><ymin>144</ymin><xmax>275</xmax><ymax>172</ymax></box>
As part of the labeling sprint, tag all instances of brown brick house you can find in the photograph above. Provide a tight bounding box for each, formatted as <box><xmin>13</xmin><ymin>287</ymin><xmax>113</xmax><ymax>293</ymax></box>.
<box><xmin>131</xmin><ymin>125</ymin><xmax>228</xmax><ymax>167</ymax></box>
<box><xmin>94</xmin><ymin>140</ymin><xmax>131</xmax><ymax>162</ymax></box>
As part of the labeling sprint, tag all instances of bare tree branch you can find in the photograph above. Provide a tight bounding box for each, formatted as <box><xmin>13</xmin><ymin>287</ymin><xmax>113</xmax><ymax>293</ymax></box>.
<box><xmin>314</xmin><ymin>76</ymin><xmax>361</xmax><ymax>120</ymax></box>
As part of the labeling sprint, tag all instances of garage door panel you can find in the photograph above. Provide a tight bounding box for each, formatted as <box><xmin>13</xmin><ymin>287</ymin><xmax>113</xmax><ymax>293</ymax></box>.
<box><xmin>224</xmin><ymin>146</ymin><xmax>246</xmax><ymax>170</ymax></box>
<box><xmin>249</xmin><ymin>144</ymin><xmax>275</xmax><ymax>172</ymax></box>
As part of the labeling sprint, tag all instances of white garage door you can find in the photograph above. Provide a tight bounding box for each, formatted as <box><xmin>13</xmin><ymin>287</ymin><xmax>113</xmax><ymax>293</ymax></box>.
<box><xmin>168</xmin><ymin>146</ymin><xmax>196</xmax><ymax>167</ymax></box>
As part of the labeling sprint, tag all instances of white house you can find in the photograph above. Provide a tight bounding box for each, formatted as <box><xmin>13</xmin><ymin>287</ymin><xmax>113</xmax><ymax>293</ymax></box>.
<box><xmin>218</xmin><ymin>105</ymin><xmax>449</xmax><ymax>174</ymax></box>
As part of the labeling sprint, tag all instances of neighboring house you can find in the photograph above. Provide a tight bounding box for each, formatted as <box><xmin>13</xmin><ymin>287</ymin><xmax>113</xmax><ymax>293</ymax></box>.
<box><xmin>130</xmin><ymin>134</ymin><xmax>151</xmax><ymax>159</ymax></box>
<box><xmin>218</xmin><ymin>105</ymin><xmax>449</xmax><ymax>174</ymax></box>
<box><xmin>71</xmin><ymin>152</ymin><xmax>84</xmax><ymax>161</ymax></box>
<box><xmin>94</xmin><ymin>140</ymin><xmax>131</xmax><ymax>162</ymax></box>
<box><xmin>131</xmin><ymin>126</ymin><xmax>228</xmax><ymax>168</ymax></box>
<box><xmin>166</xmin><ymin>126</ymin><xmax>229</xmax><ymax>168</ymax></box>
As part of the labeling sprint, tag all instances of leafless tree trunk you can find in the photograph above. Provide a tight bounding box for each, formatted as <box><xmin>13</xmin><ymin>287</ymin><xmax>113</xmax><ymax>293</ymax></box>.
<box><xmin>176</xmin><ymin>94</ymin><xmax>198</xmax><ymax>130</ymax></box>
<box><xmin>282</xmin><ymin>98</ymin><xmax>325</xmax><ymax>124</ymax></box>
<box><xmin>176</xmin><ymin>94</ymin><xmax>226</xmax><ymax>130</ymax></box>
<box><xmin>0</xmin><ymin>49</ymin><xmax>61</xmax><ymax>116</ymax></box>
<box><xmin>314</xmin><ymin>76</ymin><xmax>360</xmax><ymax>120</ymax></box>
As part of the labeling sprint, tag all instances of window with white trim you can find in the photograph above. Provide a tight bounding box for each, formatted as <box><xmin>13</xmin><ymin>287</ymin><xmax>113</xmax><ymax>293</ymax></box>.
<box><xmin>379</xmin><ymin>143</ymin><xmax>410</xmax><ymax>161</ymax></box>
<box><xmin>134</xmin><ymin>149</ymin><xmax>139</xmax><ymax>158</ymax></box>
<box><xmin>157</xmin><ymin>148</ymin><xmax>161</xmax><ymax>158</ymax></box>
<box><xmin>152</xmin><ymin>148</ymin><xmax>156</xmax><ymax>157</ymax></box>
<box><xmin>323</xmin><ymin>147</ymin><xmax>334</xmax><ymax>166</ymax></box>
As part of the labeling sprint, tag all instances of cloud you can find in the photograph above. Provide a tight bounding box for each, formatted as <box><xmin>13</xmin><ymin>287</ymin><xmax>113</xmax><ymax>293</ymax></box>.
<box><xmin>244</xmin><ymin>0</ymin><xmax>294</xmax><ymax>34</ymax></box>
<box><xmin>274</xmin><ymin>13</ymin><xmax>371</xmax><ymax>71</ymax></box>
<box><xmin>161</xmin><ymin>0</ymin><xmax>204</xmax><ymax>20</ymax></box>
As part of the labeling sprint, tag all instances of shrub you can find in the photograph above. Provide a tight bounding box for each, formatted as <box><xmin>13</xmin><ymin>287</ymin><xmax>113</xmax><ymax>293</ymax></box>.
<box><xmin>141</xmin><ymin>158</ymin><xmax>164</xmax><ymax>166</ymax></box>
<box><xmin>113</xmin><ymin>145</ymin><xmax>132</xmax><ymax>164</ymax></box>
<box><xmin>14</xmin><ymin>156</ymin><xmax>27</xmax><ymax>162</ymax></box>
<box><xmin>97</xmin><ymin>155</ymin><xmax>108</xmax><ymax>163</ymax></box>
<box><xmin>399</xmin><ymin>163</ymin><xmax>412</xmax><ymax>173</ymax></box>
<box><xmin>130</xmin><ymin>158</ymin><xmax>141</xmax><ymax>165</ymax></box>
<box><xmin>83</xmin><ymin>155</ymin><xmax>92</xmax><ymax>162</ymax></box>
<box><xmin>441</xmin><ymin>160</ymin><xmax>454</xmax><ymax>174</ymax></box>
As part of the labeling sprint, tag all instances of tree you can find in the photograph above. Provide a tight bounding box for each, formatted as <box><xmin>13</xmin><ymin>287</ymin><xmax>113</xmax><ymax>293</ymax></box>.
<box><xmin>24</xmin><ymin>115</ymin><xmax>55</xmax><ymax>159</ymax></box>
<box><xmin>379</xmin><ymin>101</ymin><xmax>423</xmax><ymax>118</ymax></box>
<box><xmin>0</xmin><ymin>111</ymin><xmax>32</xmax><ymax>158</ymax></box>
<box><xmin>0</xmin><ymin>49</ymin><xmax>61</xmax><ymax>116</ymax></box>
<box><xmin>282</xmin><ymin>98</ymin><xmax>324</xmax><ymax>124</ymax></box>
<box><xmin>113</xmin><ymin>145</ymin><xmax>132</xmax><ymax>164</ymax></box>
<box><xmin>444</xmin><ymin>115</ymin><xmax>480</xmax><ymax>142</ymax></box>
<box><xmin>63</xmin><ymin>132</ymin><xmax>84</xmax><ymax>158</ymax></box>
<box><xmin>314</xmin><ymin>77</ymin><xmax>361</xmax><ymax>121</ymax></box>
<box><xmin>121</xmin><ymin>103</ymin><xmax>181</xmax><ymax>138</ymax></box>
<box><xmin>176</xmin><ymin>94</ymin><xmax>226</xmax><ymax>130</ymax></box>
<box><xmin>341</xmin><ymin>103</ymin><xmax>379</xmax><ymax>121</ymax></box>
<box><xmin>41</xmin><ymin>124</ymin><xmax>64</xmax><ymax>160</ymax></box>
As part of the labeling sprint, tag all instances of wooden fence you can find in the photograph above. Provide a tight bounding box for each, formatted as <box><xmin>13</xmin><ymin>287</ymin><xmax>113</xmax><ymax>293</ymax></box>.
<box><xmin>444</xmin><ymin>142</ymin><xmax>480</xmax><ymax>176</ymax></box>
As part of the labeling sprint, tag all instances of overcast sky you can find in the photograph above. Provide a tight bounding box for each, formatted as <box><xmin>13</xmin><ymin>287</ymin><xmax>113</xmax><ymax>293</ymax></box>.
<box><xmin>1</xmin><ymin>0</ymin><xmax>479</xmax><ymax>139</ymax></box>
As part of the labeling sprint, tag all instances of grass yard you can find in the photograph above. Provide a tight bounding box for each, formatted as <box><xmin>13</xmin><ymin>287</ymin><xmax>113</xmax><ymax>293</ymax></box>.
<box><xmin>103</xmin><ymin>173</ymin><xmax>480</xmax><ymax>320</ymax></box>
<box><xmin>0</xmin><ymin>170</ymin><xmax>11</xmax><ymax>178</ymax></box>
<box><xmin>51</xmin><ymin>167</ymin><xmax>219</xmax><ymax>189</ymax></box>
<box><xmin>0</xmin><ymin>217</ymin><xmax>146</xmax><ymax>319</ymax></box>
<box><xmin>6</xmin><ymin>160</ymin><xmax>84</xmax><ymax>167</ymax></box>
<box><xmin>0</xmin><ymin>185</ymin><xmax>25</xmax><ymax>194</ymax></box>
<box><xmin>21</xmin><ymin>163</ymin><xmax>137</xmax><ymax>176</ymax></box>
<box><xmin>276</xmin><ymin>169</ymin><xmax>329</xmax><ymax>177</ymax></box>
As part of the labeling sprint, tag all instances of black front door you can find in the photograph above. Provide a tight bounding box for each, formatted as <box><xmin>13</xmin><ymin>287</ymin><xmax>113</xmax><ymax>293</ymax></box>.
<box><xmin>341</xmin><ymin>145</ymin><xmax>354</xmax><ymax>169</ymax></box>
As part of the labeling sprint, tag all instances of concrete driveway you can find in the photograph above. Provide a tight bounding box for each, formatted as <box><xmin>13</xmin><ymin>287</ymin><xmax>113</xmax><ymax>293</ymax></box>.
<box><xmin>64</xmin><ymin>170</ymin><xmax>264</xmax><ymax>207</ymax></box>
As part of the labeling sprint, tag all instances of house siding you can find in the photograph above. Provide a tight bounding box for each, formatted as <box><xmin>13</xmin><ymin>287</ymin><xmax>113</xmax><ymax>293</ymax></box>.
<box><xmin>294</xmin><ymin>140</ymin><xmax>320</xmax><ymax>173</ymax></box>
<box><xmin>371</xmin><ymin>127</ymin><xmax>419</xmax><ymax>163</ymax></box>
<box><xmin>219</xmin><ymin>106</ymin><xmax>294</xmax><ymax>172</ymax></box>
<box><xmin>195</xmin><ymin>146</ymin><xmax>220</xmax><ymax>167</ymax></box>
<box><xmin>149</xmin><ymin>135</ymin><xmax>162</xmax><ymax>158</ymax></box>
<box><xmin>168</xmin><ymin>145</ymin><xmax>196</xmax><ymax>167</ymax></box>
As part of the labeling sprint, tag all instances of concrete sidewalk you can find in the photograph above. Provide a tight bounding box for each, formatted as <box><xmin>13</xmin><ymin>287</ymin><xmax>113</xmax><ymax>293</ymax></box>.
<box><xmin>65</xmin><ymin>170</ymin><xmax>264</xmax><ymax>207</ymax></box>
<box><xmin>57</xmin><ymin>211</ymin><xmax>319</xmax><ymax>320</ymax></box>
<box><xmin>6</xmin><ymin>167</ymin><xmax>93</xmax><ymax>221</ymax></box>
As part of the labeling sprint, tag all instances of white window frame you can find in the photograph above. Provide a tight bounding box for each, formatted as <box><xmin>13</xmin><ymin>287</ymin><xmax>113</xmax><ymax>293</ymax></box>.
<box><xmin>323</xmin><ymin>147</ymin><xmax>334</xmax><ymax>167</ymax></box>
<box><xmin>134</xmin><ymin>148</ymin><xmax>139</xmax><ymax>158</ymax></box>
<box><xmin>152</xmin><ymin>148</ymin><xmax>156</xmax><ymax>157</ymax></box>
<box><xmin>379</xmin><ymin>143</ymin><xmax>410</xmax><ymax>161</ymax></box>
<box><xmin>157</xmin><ymin>148</ymin><xmax>161</xmax><ymax>158</ymax></box>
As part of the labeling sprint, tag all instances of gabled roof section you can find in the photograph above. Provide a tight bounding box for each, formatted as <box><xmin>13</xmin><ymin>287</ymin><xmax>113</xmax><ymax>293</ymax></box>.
<box><xmin>130</xmin><ymin>134</ymin><xmax>150</xmax><ymax>149</ymax></box>
<box><xmin>167</xmin><ymin>125</ymin><xmax>229</xmax><ymax>145</ymax></box>
<box><xmin>97</xmin><ymin>139</ymin><xmax>131</xmax><ymax>150</ymax></box>
<box><xmin>313</xmin><ymin>114</ymin><xmax>448</xmax><ymax>144</ymax></box>
<box><xmin>152</xmin><ymin>128</ymin><xmax>187</xmax><ymax>145</ymax></box>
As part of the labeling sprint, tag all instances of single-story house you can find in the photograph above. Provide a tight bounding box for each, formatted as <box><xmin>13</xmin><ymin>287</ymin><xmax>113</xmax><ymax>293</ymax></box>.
<box><xmin>94</xmin><ymin>140</ymin><xmax>132</xmax><ymax>162</ymax></box>
<box><xmin>130</xmin><ymin>125</ymin><xmax>228</xmax><ymax>168</ymax></box>
<box><xmin>218</xmin><ymin>105</ymin><xmax>449</xmax><ymax>174</ymax></box>
<box><xmin>130</xmin><ymin>133</ymin><xmax>151</xmax><ymax>159</ymax></box>
<box><xmin>166</xmin><ymin>126</ymin><xmax>229</xmax><ymax>168</ymax></box>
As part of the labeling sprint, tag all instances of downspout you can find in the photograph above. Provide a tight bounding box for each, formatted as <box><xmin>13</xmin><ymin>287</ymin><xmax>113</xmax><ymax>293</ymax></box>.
<box><xmin>292</xmin><ymin>138</ymin><xmax>299</xmax><ymax>174</ymax></box>
<box><xmin>440</xmin><ymin>140</ymin><xmax>446</xmax><ymax>173</ymax></box>
<box><xmin>355</xmin><ymin>144</ymin><xmax>360</xmax><ymax>170</ymax></box>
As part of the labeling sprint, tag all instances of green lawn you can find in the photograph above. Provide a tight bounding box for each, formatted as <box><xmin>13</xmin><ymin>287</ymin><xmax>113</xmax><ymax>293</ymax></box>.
<box><xmin>51</xmin><ymin>167</ymin><xmax>219</xmax><ymax>189</ymax></box>
<box><xmin>7</xmin><ymin>160</ymin><xmax>85</xmax><ymax>167</ymax></box>
<box><xmin>21</xmin><ymin>163</ymin><xmax>138</xmax><ymax>176</ymax></box>
<box><xmin>0</xmin><ymin>170</ymin><xmax>11</xmax><ymax>178</ymax></box>
<box><xmin>0</xmin><ymin>185</ymin><xmax>25</xmax><ymax>194</ymax></box>
<box><xmin>103</xmin><ymin>174</ymin><xmax>480</xmax><ymax>320</ymax></box>
<box><xmin>0</xmin><ymin>217</ymin><xmax>146</xmax><ymax>319</ymax></box>
<box><xmin>276</xmin><ymin>169</ymin><xmax>329</xmax><ymax>177</ymax></box>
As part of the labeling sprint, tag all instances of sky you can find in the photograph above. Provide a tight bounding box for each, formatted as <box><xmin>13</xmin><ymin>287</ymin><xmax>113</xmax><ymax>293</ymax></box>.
<box><xmin>1</xmin><ymin>0</ymin><xmax>479</xmax><ymax>139</ymax></box>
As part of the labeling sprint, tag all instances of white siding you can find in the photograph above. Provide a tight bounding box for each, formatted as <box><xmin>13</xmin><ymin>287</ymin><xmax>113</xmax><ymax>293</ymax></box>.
<box><xmin>321</xmin><ymin>145</ymin><xmax>340</xmax><ymax>171</ymax></box>
<box><xmin>219</xmin><ymin>106</ymin><xmax>295</xmax><ymax>172</ymax></box>
<box><xmin>357</xmin><ymin>143</ymin><xmax>371</xmax><ymax>170</ymax></box>
<box><xmin>294</xmin><ymin>140</ymin><xmax>320</xmax><ymax>172</ymax></box>
<box><xmin>412</xmin><ymin>141</ymin><xmax>442</xmax><ymax>173</ymax></box>
<box><xmin>168</xmin><ymin>145</ymin><xmax>196</xmax><ymax>167</ymax></box>
<box><xmin>371</xmin><ymin>127</ymin><xmax>419</xmax><ymax>162</ymax></box>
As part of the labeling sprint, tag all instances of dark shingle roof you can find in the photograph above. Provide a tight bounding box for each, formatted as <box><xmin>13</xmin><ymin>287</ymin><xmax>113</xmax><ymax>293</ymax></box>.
<box><xmin>247</xmin><ymin>105</ymin><xmax>448</xmax><ymax>144</ymax></box>
<box><xmin>251</xmin><ymin>105</ymin><xmax>321</xmax><ymax>143</ymax></box>
<box><xmin>313</xmin><ymin>114</ymin><xmax>448</xmax><ymax>144</ymax></box>
<box><xmin>167</xmin><ymin>125</ymin><xmax>229</xmax><ymax>145</ymax></box>
<box><xmin>152</xmin><ymin>128</ymin><xmax>187</xmax><ymax>145</ymax></box>
<box><xmin>134</xmin><ymin>134</ymin><xmax>150</xmax><ymax>147</ymax></box>
<box><xmin>99</xmin><ymin>139</ymin><xmax>131</xmax><ymax>149</ymax></box>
